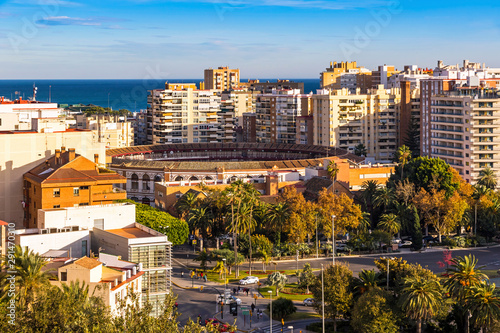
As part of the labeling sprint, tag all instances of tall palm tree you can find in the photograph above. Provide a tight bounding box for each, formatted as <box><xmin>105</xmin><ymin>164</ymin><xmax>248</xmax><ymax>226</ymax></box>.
<box><xmin>445</xmin><ymin>255</ymin><xmax>488</xmax><ymax>333</ymax></box>
<box><xmin>223</xmin><ymin>179</ymin><xmax>246</xmax><ymax>277</ymax></box>
<box><xmin>478</xmin><ymin>167</ymin><xmax>497</xmax><ymax>190</ymax></box>
<box><xmin>396</xmin><ymin>145</ymin><xmax>412</xmax><ymax>180</ymax></box>
<box><xmin>359</xmin><ymin>180</ymin><xmax>380</xmax><ymax>216</ymax></box>
<box><xmin>378</xmin><ymin>213</ymin><xmax>401</xmax><ymax>237</ymax></box>
<box><xmin>327</xmin><ymin>161</ymin><xmax>339</xmax><ymax>194</ymax></box>
<box><xmin>233</xmin><ymin>201</ymin><xmax>258</xmax><ymax>275</ymax></box>
<box><xmin>400</xmin><ymin>276</ymin><xmax>442</xmax><ymax>333</ymax></box>
<box><xmin>354</xmin><ymin>144</ymin><xmax>367</xmax><ymax>157</ymax></box>
<box><xmin>467</xmin><ymin>282</ymin><xmax>500</xmax><ymax>333</ymax></box>
<box><xmin>12</xmin><ymin>246</ymin><xmax>49</xmax><ymax>308</ymax></box>
<box><xmin>188</xmin><ymin>206</ymin><xmax>212</xmax><ymax>248</ymax></box>
<box><xmin>373</xmin><ymin>186</ymin><xmax>396</xmax><ymax>211</ymax></box>
<box><xmin>267</xmin><ymin>202</ymin><xmax>291</xmax><ymax>246</ymax></box>
<box><xmin>175</xmin><ymin>191</ymin><xmax>198</xmax><ymax>219</ymax></box>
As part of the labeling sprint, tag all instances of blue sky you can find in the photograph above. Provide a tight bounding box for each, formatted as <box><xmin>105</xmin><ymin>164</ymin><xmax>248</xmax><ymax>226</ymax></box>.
<box><xmin>0</xmin><ymin>0</ymin><xmax>499</xmax><ymax>79</ymax></box>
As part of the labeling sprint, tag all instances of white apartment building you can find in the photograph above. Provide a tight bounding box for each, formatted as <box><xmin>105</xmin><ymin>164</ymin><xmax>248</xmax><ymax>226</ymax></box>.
<box><xmin>147</xmin><ymin>83</ymin><xmax>223</xmax><ymax>144</ymax></box>
<box><xmin>75</xmin><ymin>114</ymin><xmax>134</xmax><ymax>148</ymax></box>
<box><xmin>427</xmin><ymin>88</ymin><xmax>500</xmax><ymax>184</ymax></box>
<box><xmin>313</xmin><ymin>86</ymin><xmax>401</xmax><ymax>162</ymax></box>
<box><xmin>255</xmin><ymin>89</ymin><xmax>312</xmax><ymax>144</ymax></box>
<box><xmin>14</xmin><ymin>203</ymin><xmax>172</xmax><ymax>317</ymax></box>
<box><xmin>0</xmin><ymin>97</ymin><xmax>65</xmax><ymax>131</ymax></box>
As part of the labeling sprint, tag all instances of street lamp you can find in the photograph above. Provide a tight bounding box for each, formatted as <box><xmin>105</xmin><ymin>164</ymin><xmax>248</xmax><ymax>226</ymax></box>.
<box><xmin>321</xmin><ymin>264</ymin><xmax>325</xmax><ymax>333</ymax></box>
<box><xmin>332</xmin><ymin>215</ymin><xmax>336</xmax><ymax>266</ymax></box>
<box><xmin>268</xmin><ymin>290</ymin><xmax>273</xmax><ymax>333</ymax></box>
<box><xmin>222</xmin><ymin>258</ymin><xmax>227</xmax><ymax>292</ymax></box>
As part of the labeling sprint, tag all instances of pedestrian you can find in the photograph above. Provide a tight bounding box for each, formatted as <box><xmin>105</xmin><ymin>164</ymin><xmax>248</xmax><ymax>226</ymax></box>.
<box><xmin>237</xmin><ymin>286</ymin><xmax>240</xmax><ymax>294</ymax></box>
<box><xmin>233</xmin><ymin>287</ymin><xmax>236</xmax><ymax>295</ymax></box>
<box><xmin>246</xmin><ymin>288</ymin><xmax>249</xmax><ymax>296</ymax></box>
<box><xmin>197</xmin><ymin>314</ymin><xmax>202</xmax><ymax>324</ymax></box>
<box><xmin>203</xmin><ymin>275</ymin><xmax>207</xmax><ymax>282</ymax></box>
<box><xmin>251</xmin><ymin>303</ymin><xmax>255</xmax><ymax>314</ymax></box>
<box><xmin>181</xmin><ymin>271</ymin><xmax>184</xmax><ymax>278</ymax></box>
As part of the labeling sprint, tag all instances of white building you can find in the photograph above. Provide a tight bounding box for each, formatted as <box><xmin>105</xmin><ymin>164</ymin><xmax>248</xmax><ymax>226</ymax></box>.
<box><xmin>0</xmin><ymin>97</ymin><xmax>65</xmax><ymax>131</ymax></box>
<box><xmin>14</xmin><ymin>203</ymin><xmax>172</xmax><ymax>317</ymax></box>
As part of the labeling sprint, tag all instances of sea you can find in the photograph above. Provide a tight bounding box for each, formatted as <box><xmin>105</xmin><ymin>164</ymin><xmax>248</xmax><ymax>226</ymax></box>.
<box><xmin>0</xmin><ymin>79</ymin><xmax>321</xmax><ymax>112</ymax></box>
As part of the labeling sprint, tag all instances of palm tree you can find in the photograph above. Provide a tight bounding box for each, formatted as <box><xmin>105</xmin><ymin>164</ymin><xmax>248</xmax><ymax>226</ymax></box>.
<box><xmin>359</xmin><ymin>180</ymin><xmax>380</xmax><ymax>217</ymax></box>
<box><xmin>233</xmin><ymin>202</ymin><xmax>258</xmax><ymax>275</ymax></box>
<box><xmin>445</xmin><ymin>255</ymin><xmax>488</xmax><ymax>333</ymax></box>
<box><xmin>445</xmin><ymin>255</ymin><xmax>488</xmax><ymax>301</ymax></box>
<box><xmin>400</xmin><ymin>276</ymin><xmax>442</xmax><ymax>333</ymax></box>
<box><xmin>373</xmin><ymin>186</ymin><xmax>395</xmax><ymax>211</ymax></box>
<box><xmin>175</xmin><ymin>191</ymin><xmax>198</xmax><ymax>219</ymax></box>
<box><xmin>467</xmin><ymin>282</ymin><xmax>500</xmax><ymax>333</ymax></box>
<box><xmin>267</xmin><ymin>202</ymin><xmax>291</xmax><ymax>246</ymax></box>
<box><xmin>266</xmin><ymin>272</ymin><xmax>288</xmax><ymax>296</ymax></box>
<box><xmin>242</xmin><ymin>183</ymin><xmax>261</xmax><ymax>275</ymax></box>
<box><xmin>188</xmin><ymin>206</ymin><xmax>212</xmax><ymax>248</ymax></box>
<box><xmin>12</xmin><ymin>246</ymin><xmax>49</xmax><ymax>308</ymax></box>
<box><xmin>378</xmin><ymin>214</ymin><xmax>401</xmax><ymax>237</ymax></box>
<box><xmin>354</xmin><ymin>144</ymin><xmax>367</xmax><ymax>157</ymax></box>
<box><xmin>478</xmin><ymin>167</ymin><xmax>497</xmax><ymax>190</ymax></box>
<box><xmin>353</xmin><ymin>269</ymin><xmax>381</xmax><ymax>297</ymax></box>
<box><xmin>223</xmin><ymin>179</ymin><xmax>246</xmax><ymax>277</ymax></box>
<box><xmin>396</xmin><ymin>145</ymin><xmax>412</xmax><ymax>180</ymax></box>
<box><xmin>327</xmin><ymin>161</ymin><xmax>339</xmax><ymax>194</ymax></box>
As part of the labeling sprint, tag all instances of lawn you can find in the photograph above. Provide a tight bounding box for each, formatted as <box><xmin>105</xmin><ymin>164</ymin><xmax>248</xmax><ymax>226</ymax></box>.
<box><xmin>204</xmin><ymin>269</ymin><xmax>308</xmax><ymax>284</ymax></box>
<box><xmin>258</xmin><ymin>284</ymin><xmax>312</xmax><ymax>301</ymax></box>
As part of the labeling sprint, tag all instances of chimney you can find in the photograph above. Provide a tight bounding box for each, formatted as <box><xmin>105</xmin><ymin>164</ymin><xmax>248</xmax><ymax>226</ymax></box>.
<box><xmin>61</xmin><ymin>146</ymin><xmax>66</xmax><ymax>153</ymax></box>
<box><xmin>68</xmin><ymin>148</ymin><xmax>76</xmax><ymax>161</ymax></box>
<box><xmin>55</xmin><ymin>149</ymin><xmax>61</xmax><ymax>165</ymax></box>
<box><xmin>94</xmin><ymin>154</ymin><xmax>99</xmax><ymax>165</ymax></box>
<box><xmin>132</xmin><ymin>266</ymin><xmax>137</xmax><ymax>276</ymax></box>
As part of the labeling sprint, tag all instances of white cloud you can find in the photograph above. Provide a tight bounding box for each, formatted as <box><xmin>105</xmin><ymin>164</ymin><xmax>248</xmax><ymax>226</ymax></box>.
<box><xmin>36</xmin><ymin>16</ymin><xmax>101</xmax><ymax>26</ymax></box>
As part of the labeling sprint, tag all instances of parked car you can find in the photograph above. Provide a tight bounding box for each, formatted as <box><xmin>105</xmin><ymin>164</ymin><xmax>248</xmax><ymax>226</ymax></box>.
<box><xmin>239</xmin><ymin>276</ymin><xmax>259</xmax><ymax>285</ymax></box>
<box><xmin>391</xmin><ymin>238</ymin><xmax>402</xmax><ymax>244</ymax></box>
<box><xmin>303</xmin><ymin>298</ymin><xmax>315</xmax><ymax>306</ymax></box>
<box><xmin>399</xmin><ymin>240</ymin><xmax>412</xmax><ymax>248</ymax></box>
<box><xmin>335</xmin><ymin>243</ymin><xmax>348</xmax><ymax>251</ymax></box>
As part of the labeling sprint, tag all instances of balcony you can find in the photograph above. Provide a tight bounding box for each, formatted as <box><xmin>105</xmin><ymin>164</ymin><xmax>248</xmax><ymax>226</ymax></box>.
<box><xmin>92</xmin><ymin>188</ymin><xmax>127</xmax><ymax>202</ymax></box>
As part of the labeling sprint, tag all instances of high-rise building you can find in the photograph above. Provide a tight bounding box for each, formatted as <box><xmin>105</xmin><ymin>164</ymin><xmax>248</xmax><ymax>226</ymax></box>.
<box><xmin>320</xmin><ymin>61</ymin><xmax>367</xmax><ymax>91</ymax></box>
<box><xmin>75</xmin><ymin>114</ymin><xmax>134</xmax><ymax>148</ymax></box>
<box><xmin>147</xmin><ymin>83</ymin><xmax>222</xmax><ymax>144</ymax></box>
<box><xmin>372</xmin><ymin>65</ymin><xmax>400</xmax><ymax>88</ymax></box>
<box><xmin>204</xmin><ymin>66</ymin><xmax>240</xmax><ymax>90</ymax></box>
<box><xmin>255</xmin><ymin>89</ymin><xmax>312</xmax><ymax>144</ymax></box>
<box><xmin>313</xmin><ymin>86</ymin><xmax>401</xmax><ymax>162</ymax></box>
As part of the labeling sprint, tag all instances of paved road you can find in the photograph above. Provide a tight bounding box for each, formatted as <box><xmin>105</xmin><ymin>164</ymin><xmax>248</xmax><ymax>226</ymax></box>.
<box><xmin>171</xmin><ymin>244</ymin><xmax>500</xmax><ymax>330</ymax></box>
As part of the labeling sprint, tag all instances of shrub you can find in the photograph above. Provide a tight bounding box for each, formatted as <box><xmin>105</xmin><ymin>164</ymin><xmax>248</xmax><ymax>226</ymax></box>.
<box><xmin>266</xmin><ymin>298</ymin><xmax>297</xmax><ymax>319</ymax></box>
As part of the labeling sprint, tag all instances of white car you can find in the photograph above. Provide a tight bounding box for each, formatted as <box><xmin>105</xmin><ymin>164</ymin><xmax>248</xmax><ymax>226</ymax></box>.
<box><xmin>303</xmin><ymin>298</ymin><xmax>315</xmax><ymax>306</ymax></box>
<box><xmin>239</xmin><ymin>276</ymin><xmax>259</xmax><ymax>285</ymax></box>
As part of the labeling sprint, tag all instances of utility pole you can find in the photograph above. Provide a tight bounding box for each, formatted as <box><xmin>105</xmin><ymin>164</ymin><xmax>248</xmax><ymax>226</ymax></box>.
<box><xmin>321</xmin><ymin>264</ymin><xmax>325</xmax><ymax>333</ymax></box>
<box><xmin>332</xmin><ymin>215</ymin><xmax>336</xmax><ymax>266</ymax></box>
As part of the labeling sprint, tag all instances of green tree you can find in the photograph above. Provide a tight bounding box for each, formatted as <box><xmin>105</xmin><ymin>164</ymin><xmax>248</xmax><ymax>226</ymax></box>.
<box><xmin>354</xmin><ymin>143</ymin><xmax>367</xmax><ymax>157</ymax></box>
<box><xmin>267</xmin><ymin>272</ymin><xmax>288</xmax><ymax>296</ymax></box>
<box><xmin>351</xmin><ymin>287</ymin><xmax>398</xmax><ymax>333</ymax></box>
<box><xmin>211</xmin><ymin>249</ymin><xmax>245</xmax><ymax>275</ymax></box>
<box><xmin>327</xmin><ymin>161</ymin><xmax>339</xmax><ymax>193</ymax></box>
<box><xmin>267</xmin><ymin>202</ymin><xmax>291</xmax><ymax>246</ymax></box>
<box><xmin>12</xmin><ymin>245</ymin><xmax>49</xmax><ymax>309</ymax></box>
<box><xmin>400</xmin><ymin>276</ymin><xmax>443</xmax><ymax>333</ymax></box>
<box><xmin>252</xmin><ymin>234</ymin><xmax>273</xmax><ymax>272</ymax></box>
<box><xmin>403</xmin><ymin>115</ymin><xmax>420</xmax><ymax>157</ymax></box>
<box><xmin>395</xmin><ymin>145</ymin><xmax>412</xmax><ymax>180</ymax></box>
<box><xmin>378</xmin><ymin>213</ymin><xmax>401</xmax><ymax>237</ymax></box>
<box><xmin>353</xmin><ymin>269</ymin><xmax>382</xmax><ymax>297</ymax></box>
<box><xmin>360</xmin><ymin>180</ymin><xmax>380</xmax><ymax>219</ymax></box>
<box><xmin>477</xmin><ymin>167</ymin><xmax>498</xmax><ymax>190</ymax></box>
<box><xmin>194</xmin><ymin>250</ymin><xmax>211</xmax><ymax>272</ymax></box>
<box><xmin>467</xmin><ymin>282</ymin><xmax>500</xmax><ymax>333</ymax></box>
<box><xmin>117</xmin><ymin>199</ymin><xmax>189</xmax><ymax>245</ymax></box>
<box><xmin>175</xmin><ymin>191</ymin><xmax>199</xmax><ymax>219</ymax></box>
<box><xmin>310</xmin><ymin>264</ymin><xmax>353</xmax><ymax>332</ymax></box>
<box><xmin>298</xmin><ymin>263</ymin><xmax>316</xmax><ymax>293</ymax></box>
<box><xmin>267</xmin><ymin>298</ymin><xmax>297</xmax><ymax>319</ymax></box>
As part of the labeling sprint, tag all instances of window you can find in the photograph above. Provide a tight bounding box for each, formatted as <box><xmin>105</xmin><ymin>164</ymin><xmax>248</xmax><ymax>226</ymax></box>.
<box><xmin>53</xmin><ymin>189</ymin><xmax>60</xmax><ymax>197</ymax></box>
<box><xmin>131</xmin><ymin>174</ymin><xmax>139</xmax><ymax>190</ymax></box>
<box><xmin>53</xmin><ymin>205</ymin><xmax>60</xmax><ymax>208</ymax></box>
<box><xmin>82</xmin><ymin>240</ymin><xmax>87</xmax><ymax>257</ymax></box>
<box><xmin>61</xmin><ymin>272</ymin><xmax>67</xmax><ymax>281</ymax></box>
<box><xmin>79</xmin><ymin>186</ymin><xmax>89</xmax><ymax>190</ymax></box>
<box><xmin>79</xmin><ymin>203</ymin><xmax>89</xmax><ymax>206</ymax></box>
<box><xmin>73</xmin><ymin>187</ymin><xmax>80</xmax><ymax>196</ymax></box>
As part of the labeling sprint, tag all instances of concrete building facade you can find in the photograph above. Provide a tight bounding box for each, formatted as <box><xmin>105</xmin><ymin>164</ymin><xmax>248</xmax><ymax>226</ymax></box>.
<box><xmin>204</xmin><ymin>67</ymin><xmax>240</xmax><ymax>91</ymax></box>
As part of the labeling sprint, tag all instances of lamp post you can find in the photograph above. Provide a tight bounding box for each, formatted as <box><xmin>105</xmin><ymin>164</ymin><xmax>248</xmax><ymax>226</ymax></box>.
<box><xmin>268</xmin><ymin>290</ymin><xmax>273</xmax><ymax>333</ymax></box>
<box><xmin>321</xmin><ymin>264</ymin><xmax>325</xmax><ymax>333</ymax></box>
<box><xmin>385</xmin><ymin>257</ymin><xmax>390</xmax><ymax>291</ymax></box>
<box><xmin>315</xmin><ymin>213</ymin><xmax>319</xmax><ymax>259</ymax></box>
<box><xmin>287</xmin><ymin>326</ymin><xmax>293</xmax><ymax>333</ymax></box>
<box><xmin>332</xmin><ymin>215</ymin><xmax>336</xmax><ymax>266</ymax></box>
<box><xmin>222</xmin><ymin>258</ymin><xmax>227</xmax><ymax>292</ymax></box>
<box><xmin>474</xmin><ymin>203</ymin><xmax>478</xmax><ymax>247</ymax></box>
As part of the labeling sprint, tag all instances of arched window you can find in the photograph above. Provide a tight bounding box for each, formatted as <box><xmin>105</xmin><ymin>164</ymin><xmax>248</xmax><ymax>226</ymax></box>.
<box><xmin>205</xmin><ymin>176</ymin><xmax>213</xmax><ymax>181</ymax></box>
<box><xmin>131</xmin><ymin>174</ymin><xmax>139</xmax><ymax>190</ymax></box>
<box><xmin>229</xmin><ymin>176</ymin><xmax>238</xmax><ymax>183</ymax></box>
<box><xmin>174</xmin><ymin>176</ymin><xmax>183</xmax><ymax>182</ymax></box>
<box><xmin>189</xmin><ymin>176</ymin><xmax>199</xmax><ymax>181</ymax></box>
<box><xmin>154</xmin><ymin>175</ymin><xmax>162</xmax><ymax>183</ymax></box>
<box><xmin>142</xmin><ymin>197</ymin><xmax>151</xmax><ymax>206</ymax></box>
<box><xmin>130</xmin><ymin>196</ymin><xmax>139</xmax><ymax>202</ymax></box>
<box><xmin>143</xmin><ymin>174</ymin><xmax>150</xmax><ymax>191</ymax></box>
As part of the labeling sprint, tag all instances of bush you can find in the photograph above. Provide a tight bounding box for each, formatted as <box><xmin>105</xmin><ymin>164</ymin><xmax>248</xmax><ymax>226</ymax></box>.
<box><xmin>266</xmin><ymin>298</ymin><xmax>296</xmax><ymax>319</ymax></box>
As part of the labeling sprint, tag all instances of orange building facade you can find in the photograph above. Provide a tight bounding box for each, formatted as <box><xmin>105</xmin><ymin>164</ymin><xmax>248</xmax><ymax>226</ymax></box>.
<box><xmin>23</xmin><ymin>147</ymin><xmax>126</xmax><ymax>228</ymax></box>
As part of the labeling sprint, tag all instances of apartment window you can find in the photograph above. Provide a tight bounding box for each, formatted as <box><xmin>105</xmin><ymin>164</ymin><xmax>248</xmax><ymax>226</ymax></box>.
<box><xmin>82</xmin><ymin>240</ymin><xmax>88</xmax><ymax>257</ymax></box>
<box><xmin>79</xmin><ymin>203</ymin><xmax>89</xmax><ymax>206</ymax></box>
<box><xmin>53</xmin><ymin>189</ymin><xmax>60</xmax><ymax>197</ymax></box>
<box><xmin>73</xmin><ymin>187</ymin><xmax>80</xmax><ymax>196</ymax></box>
<box><xmin>79</xmin><ymin>186</ymin><xmax>89</xmax><ymax>190</ymax></box>
<box><xmin>61</xmin><ymin>272</ymin><xmax>67</xmax><ymax>281</ymax></box>
<box><xmin>53</xmin><ymin>205</ymin><xmax>60</xmax><ymax>209</ymax></box>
